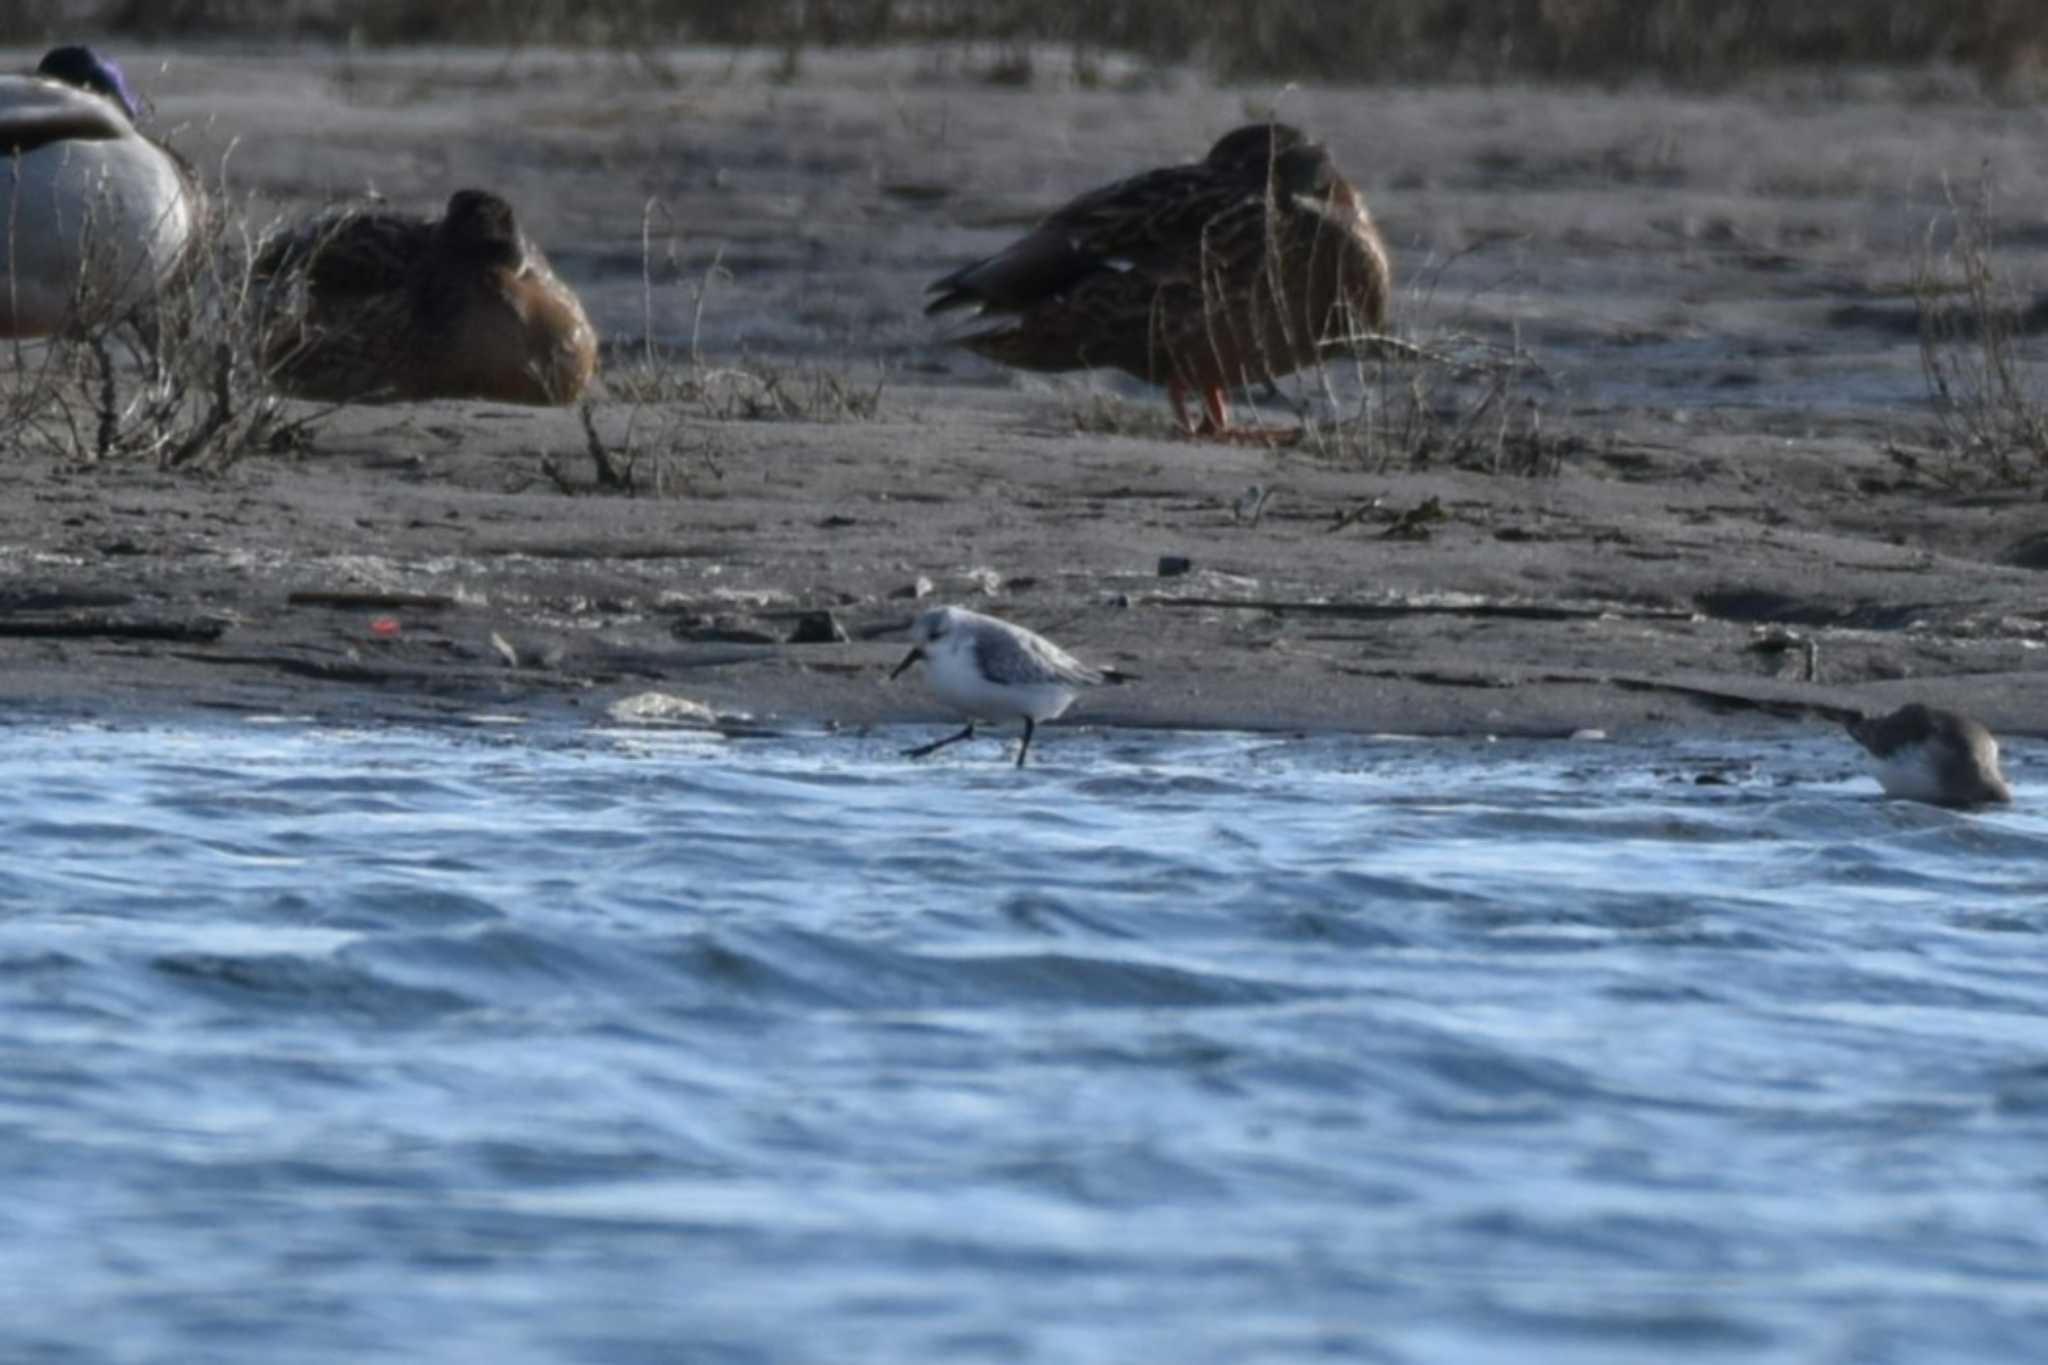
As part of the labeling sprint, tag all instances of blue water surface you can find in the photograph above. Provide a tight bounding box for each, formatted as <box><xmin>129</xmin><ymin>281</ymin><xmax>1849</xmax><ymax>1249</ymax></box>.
<box><xmin>2</xmin><ymin>719</ymin><xmax>2046</xmax><ymax>1364</ymax></box>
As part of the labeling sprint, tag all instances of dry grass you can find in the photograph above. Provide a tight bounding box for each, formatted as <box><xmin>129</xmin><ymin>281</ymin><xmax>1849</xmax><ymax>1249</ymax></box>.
<box><xmin>1067</xmin><ymin>392</ymin><xmax>1184</xmax><ymax>441</ymax></box>
<box><xmin>602</xmin><ymin>208</ymin><xmax>887</xmax><ymax>426</ymax></box>
<box><xmin>1291</xmin><ymin>228</ymin><xmax>1574</xmax><ymax>476</ymax></box>
<box><xmin>547</xmin><ymin>203</ymin><xmax>884</xmax><ymax>496</ymax></box>
<box><xmin>558</xmin><ymin>356</ymin><xmax>884</xmax><ymax>496</ymax></box>
<box><xmin>1060</xmin><ymin>333</ymin><xmax>1563</xmax><ymax>475</ymax></box>
<box><xmin>1303</xmin><ymin>332</ymin><xmax>1565</xmax><ymax>477</ymax></box>
<box><xmin>608</xmin><ymin>359</ymin><xmax>884</xmax><ymax>423</ymax></box>
<box><xmin>1910</xmin><ymin>173</ymin><xmax>2048</xmax><ymax>486</ymax></box>
<box><xmin>13</xmin><ymin>0</ymin><xmax>2048</xmax><ymax>88</ymax></box>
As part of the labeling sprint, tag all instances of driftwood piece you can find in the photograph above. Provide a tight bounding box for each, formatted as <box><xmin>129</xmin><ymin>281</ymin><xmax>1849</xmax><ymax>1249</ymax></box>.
<box><xmin>165</xmin><ymin>649</ymin><xmax>594</xmax><ymax>691</ymax></box>
<box><xmin>286</xmin><ymin>591</ymin><xmax>459</xmax><ymax>610</ymax></box>
<box><xmin>0</xmin><ymin>589</ymin><xmax>135</xmax><ymax>612</ymax></box>
<box><xmin>167</xmin><ymin>650</ymin><xmax>443</xmax><ymax>684</ymax></box>
<box><xmin>1598</xmin><ymin>673</ymin><xmax>1862</xmax><ymax>725</ymax></box>
<box><xmin>0</xmin><ymin>615</ymin><xmax>226</xmax><ymax>642</ymax></box>
<box><xmin>1148</xmin><ymin>594</ymin><xmax>1695</xmax><ymax>624</ymax></box>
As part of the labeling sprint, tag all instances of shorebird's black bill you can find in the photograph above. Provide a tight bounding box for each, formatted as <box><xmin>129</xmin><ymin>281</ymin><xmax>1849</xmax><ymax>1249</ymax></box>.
<box><xmin>889</xmin><ymin>646</ymin><xmax>924</xmax><ymax>680</ymax></box>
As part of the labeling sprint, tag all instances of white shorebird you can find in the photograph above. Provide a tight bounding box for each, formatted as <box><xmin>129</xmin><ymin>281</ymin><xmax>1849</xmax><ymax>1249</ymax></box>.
<box><xmin>1847</xmin><ymin>703</ymin><xmax>2012</xmax><ymax>807</ymax></box>
<box><xmin>889</xmin><ymin>606</ymin><xmax>1129</xmax><ymax>768</ymax></box>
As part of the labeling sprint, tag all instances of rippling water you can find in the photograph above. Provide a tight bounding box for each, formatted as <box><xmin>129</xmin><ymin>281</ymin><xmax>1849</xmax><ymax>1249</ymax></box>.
<box><xmin>3</xmin><ymin>719</ymin><xmax>2045</xmax><ymax>1363</ymax></box>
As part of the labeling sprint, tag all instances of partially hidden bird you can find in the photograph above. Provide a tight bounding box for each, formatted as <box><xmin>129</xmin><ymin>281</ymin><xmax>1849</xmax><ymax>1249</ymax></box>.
<box><xmin>254</xmin><ymin>187</ymin><xmax>598</xmax><ymax>406</ymax></box>
<box><xmin>1847</xmin><ymin>703</ymin><xmax>2013</xmax><ymax>807</ymax></box>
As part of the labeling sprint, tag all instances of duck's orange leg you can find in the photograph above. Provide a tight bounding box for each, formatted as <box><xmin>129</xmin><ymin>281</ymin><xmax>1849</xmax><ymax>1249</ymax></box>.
<box><xmin>1166</xmin><ymin>382</ymin><xmax>1234</xmax><ymax>438</ymax></box>
<box><xmin>1189</xmin><ymin>382</ymin><xmax>1302</xmax><ymax>447</ymax></box>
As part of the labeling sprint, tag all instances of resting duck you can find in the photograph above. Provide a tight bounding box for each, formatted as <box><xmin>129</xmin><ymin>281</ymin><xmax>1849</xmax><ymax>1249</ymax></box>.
<box><xmin>926</xmin><ymin>123</ymin><xmax>1391</xmax><ymax>438</ymax></box>
<box><xmin>255</xmin><ymin>188</ymin><xmax>598</xmax><ymax>405</ymax></box>
<box><xmin>0</xmin><ymin>45</ymin><xmax>200</xmax><ymax>338</ymax></box>
<box><xmin>1847</xmin><ymin>703</ymin><xmax>2014</xmax><ymax>808</ymax></box>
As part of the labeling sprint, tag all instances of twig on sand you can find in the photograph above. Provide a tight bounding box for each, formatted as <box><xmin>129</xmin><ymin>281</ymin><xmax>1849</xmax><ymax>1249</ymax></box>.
<box><xmin>579</xmin><ymin>400</ymin><xmax>632</xmax><ymax>489</ymax></box>
<box><xmin>541</xmin><ymin>402</ymin><xmax>636</xmax><ymax>494</ymax></box>
<box><xmin>1324</xmin><ymin>497</ymin><xmax>1384</xmax><ymax>534</ymax></box>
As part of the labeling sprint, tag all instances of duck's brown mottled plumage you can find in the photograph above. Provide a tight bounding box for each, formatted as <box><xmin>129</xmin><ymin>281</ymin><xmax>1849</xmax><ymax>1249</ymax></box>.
<box><xmin>926</xmin><ymin>123</ymin><xmax>1390</xmax><ymax>435</ymax></box>
<box><xmin>255</xmin><ymin>189</ymin><xmax>597</xmax><ymax>406</ymax></box>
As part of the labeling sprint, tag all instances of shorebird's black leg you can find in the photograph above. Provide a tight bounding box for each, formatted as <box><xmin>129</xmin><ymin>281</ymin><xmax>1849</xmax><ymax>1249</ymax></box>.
<box><xmin>1014</xmin><ymin>717</ymin><xmax>1037</xmax><ymax>769</ymax></box>
<box><xmin>903</xmin><ymin>723</ymin><xmax>976</xmax><ymax>760</ymax></box>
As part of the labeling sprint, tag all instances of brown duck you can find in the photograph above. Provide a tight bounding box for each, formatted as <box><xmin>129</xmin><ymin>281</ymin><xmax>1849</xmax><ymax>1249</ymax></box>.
<box><xmin>926</xmin><ymin>123</ymin><xmax>1391</xmax><ymax>438</ymax></box>
<box><xmin>256</xmin><ymin>188</ymin><xmax>597</xmax><ymax>406</ymax></box>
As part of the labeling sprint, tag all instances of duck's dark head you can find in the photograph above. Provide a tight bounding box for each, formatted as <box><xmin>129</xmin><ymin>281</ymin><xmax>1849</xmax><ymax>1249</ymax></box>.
<box><xmin>36</xmin><ymin>45</ymin><xmax>142</xmax><ymax>120</ymax></box>
<box><xmin>1204</xmin><ymin>123</ymin><xmax>1309</xmax><ymax>174</ymax></box>
<box><xmin>1272</xmin><ymin>143</ymin><xmax>1340</xmax><ymax>201</ymax></box>
<box><xmin>438</xmin><ymin>189</ymin><xmax>524</xmax><ymax>268</ymax></box>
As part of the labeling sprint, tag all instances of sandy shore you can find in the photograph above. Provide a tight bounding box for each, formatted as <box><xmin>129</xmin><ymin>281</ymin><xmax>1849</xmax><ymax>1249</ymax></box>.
<box><xmin>4</xmin><ymin>45</ymin><xmax>2045</xmax><ymax>740</ymax></box>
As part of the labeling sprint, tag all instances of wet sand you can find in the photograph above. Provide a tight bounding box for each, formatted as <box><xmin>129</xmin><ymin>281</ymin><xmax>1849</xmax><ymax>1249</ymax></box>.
<box><xmin>5</xmin><ymin>45</ymin><xmax>2046</xmax><ymax>740</ymax></box>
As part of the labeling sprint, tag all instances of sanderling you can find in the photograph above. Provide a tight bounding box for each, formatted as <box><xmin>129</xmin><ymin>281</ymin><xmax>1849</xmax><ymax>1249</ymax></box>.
<box><xmin>1847</xmin><ymin>703</ymin><xmax>2012</xmax><ymax>807</ymax></box>
<box><xmin>889</xmin><ymin>606</ymin><xmax>1128</xmax><ymax>768</ymax></box>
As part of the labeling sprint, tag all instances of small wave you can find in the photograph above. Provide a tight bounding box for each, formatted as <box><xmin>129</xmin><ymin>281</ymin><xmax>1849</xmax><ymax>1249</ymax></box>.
<box><xmin>655</xmin><ymin>928</ymin><xmax>1313</xmax><ymax>1013</ymax></box>
<box><xmin>150</xmin><ymin>950</ymin><xmax>475</xmax><ymax>1023</ymax></box>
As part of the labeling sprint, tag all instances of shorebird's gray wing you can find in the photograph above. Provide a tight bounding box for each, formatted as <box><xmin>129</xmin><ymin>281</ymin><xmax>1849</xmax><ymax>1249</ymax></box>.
<box><xmin>974</xmin><ymin>621</ymin><xmax>1105</xmax><ymax>688</ymax></box>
